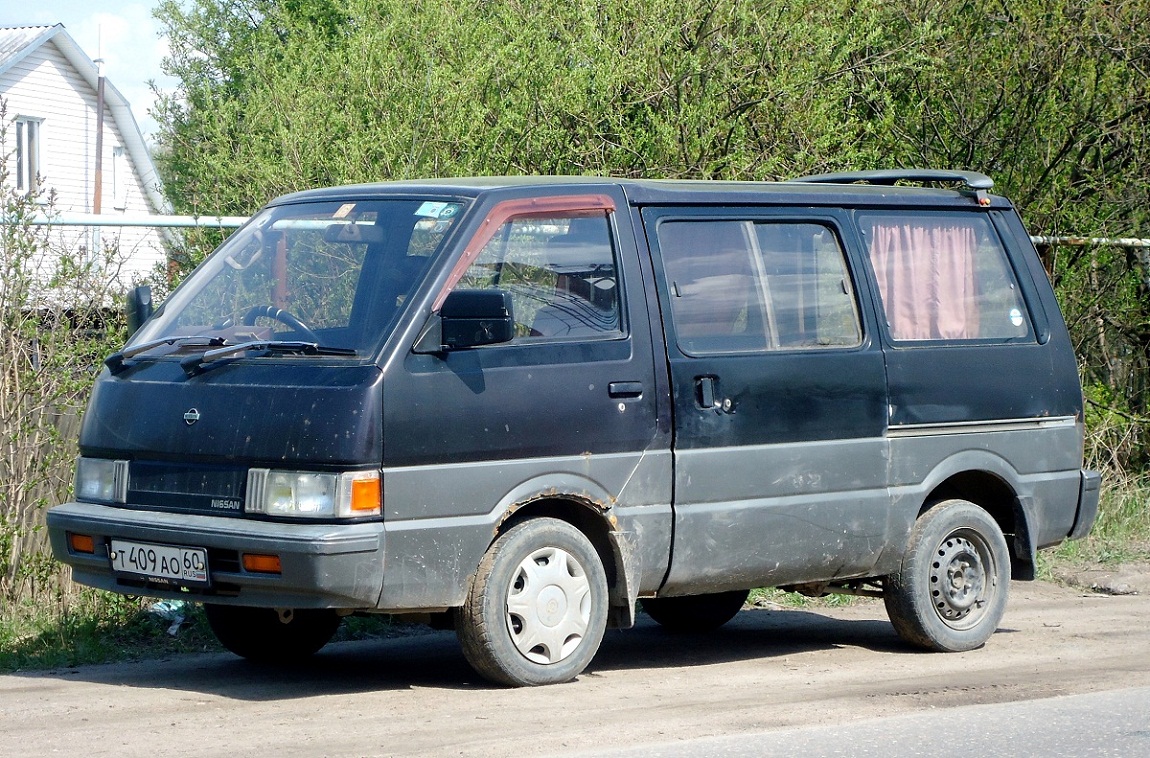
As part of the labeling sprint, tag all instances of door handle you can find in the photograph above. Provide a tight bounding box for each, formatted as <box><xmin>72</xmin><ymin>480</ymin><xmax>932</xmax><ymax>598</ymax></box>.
<box><xmin>608</xmin><ymin>381</ymin><xmax>644</xmax><ymax>399</ymax></box>
<box><xmin>696</xmin><ymin>376</ymin><xmax>718</xmax><ymax>409</ymax></box>
<box><xmin>695</xmin><ymin>376</ymin><xmax>733</xmax><ymax>412</ymax></box>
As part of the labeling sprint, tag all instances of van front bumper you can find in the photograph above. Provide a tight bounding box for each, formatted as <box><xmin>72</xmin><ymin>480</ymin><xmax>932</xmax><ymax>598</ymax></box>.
<box><xmin>46</xmin><ymin>502</ymin><xmax>385</xmax><ymax>609</ymax></box>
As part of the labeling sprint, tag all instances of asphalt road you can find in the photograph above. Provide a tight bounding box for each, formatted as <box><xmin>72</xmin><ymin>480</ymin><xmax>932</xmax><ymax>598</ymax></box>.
<box><xmin>2</xmin><ymin>578</ymin><xmax>1148</xmax><ymax>757</ymax></box>
<box><xmin>570</xmin><ymin>686</ymin><xmax>1150</xmax><ymax>757</ymax></box>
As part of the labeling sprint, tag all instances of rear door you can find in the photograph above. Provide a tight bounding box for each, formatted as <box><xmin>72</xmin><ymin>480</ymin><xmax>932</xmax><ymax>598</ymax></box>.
<box><xmin>643</xmin><ymin>207</ymin><xmax>890</xmax><ymax>594</ymax></box>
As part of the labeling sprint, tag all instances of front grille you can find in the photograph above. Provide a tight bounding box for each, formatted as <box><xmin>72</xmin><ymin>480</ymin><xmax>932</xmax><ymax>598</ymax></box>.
<box><xmin>207</xmin><ymin>547</ymin><xmax>242</xmax><ymax>573</ymax></box>
<box><xmin>127</xmin><ymin>461</ymin><xmax>248</xmax><ymax>516</ymax></box>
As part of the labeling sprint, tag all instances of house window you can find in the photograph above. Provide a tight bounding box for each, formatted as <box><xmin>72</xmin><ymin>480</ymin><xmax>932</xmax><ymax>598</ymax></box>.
<box><xmin>14</xmin><ymin>117</ymin><xmax>42</xmax><ymax>194</ymax></box>
<box><xmin>112</xmin><ymin>145</ymin><xmax>127</xmax><ymax>209</ymax></box>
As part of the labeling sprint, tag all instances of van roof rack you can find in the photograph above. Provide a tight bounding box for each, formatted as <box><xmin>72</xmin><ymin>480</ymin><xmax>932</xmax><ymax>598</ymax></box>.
<box><xmin>791</xmin><ymin>169</ymin><xmax>994</xmax><ymax>191</ymax></box>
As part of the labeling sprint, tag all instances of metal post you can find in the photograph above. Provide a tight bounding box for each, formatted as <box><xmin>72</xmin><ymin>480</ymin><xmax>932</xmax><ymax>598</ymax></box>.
<box><xmin>94</xmin><ymin>58</ymin><xmax>105</xmax><ymax>215</ymax></box>
<box><xmin>91</xmin><ymin>57</ymin><xmax>106</xmax><ymax>261</ymax></box>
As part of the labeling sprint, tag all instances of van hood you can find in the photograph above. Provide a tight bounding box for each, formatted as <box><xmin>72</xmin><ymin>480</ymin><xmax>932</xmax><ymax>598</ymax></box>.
<box><xmin>80</xmin><ymin>358</ymin><xmax>383</xmax><ymax>466</ymax></box>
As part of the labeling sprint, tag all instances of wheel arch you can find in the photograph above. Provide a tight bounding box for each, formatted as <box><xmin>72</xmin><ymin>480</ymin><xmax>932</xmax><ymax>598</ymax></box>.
<box><xmin>916</xmin><ymin>461</ymin><xmax>1037</xmax><ymax>581</ymax></box>
<box><xmin>494</xmin><ymin>494</ymin><xmax>634</xmax><ymax>628</ymax></box>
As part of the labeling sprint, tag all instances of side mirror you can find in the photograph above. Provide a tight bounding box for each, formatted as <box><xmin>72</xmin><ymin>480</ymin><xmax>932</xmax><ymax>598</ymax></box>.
<box><xmin>414</xmin><ymin>289</ymin><xmax>515</xmax><ymax>353</ymax></box>
<box><xmin>126</xmin><ymin>285</ymin><xmax>154</xmax><ymax>336</ymax></box>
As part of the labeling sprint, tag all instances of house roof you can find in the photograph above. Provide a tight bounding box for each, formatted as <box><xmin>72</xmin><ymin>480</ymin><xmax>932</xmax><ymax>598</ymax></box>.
<box><xmin>0</xmin><ymin>24</ymin><xmax>167</xmax><ymax>213</ymax></box>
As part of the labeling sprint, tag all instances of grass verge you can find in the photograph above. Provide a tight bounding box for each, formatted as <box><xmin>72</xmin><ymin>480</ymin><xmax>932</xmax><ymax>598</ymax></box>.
<box><xmin>1038</xmin><ymin>477</ymin><xmax>1150</xmax><ymax>571</ymax></box>
<box><xmin>0</xmin><ymin>591</ymin><xmax>219</xmax><ymax>671</ymax></box>
<box><xmin>0</xmin><ymin>589</ymin><xmax>427</xmax><ymax>673</ymax></box>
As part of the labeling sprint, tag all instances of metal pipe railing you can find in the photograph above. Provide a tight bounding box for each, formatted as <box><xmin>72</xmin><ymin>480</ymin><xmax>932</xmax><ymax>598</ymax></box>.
<box><xmin>1031</xmin><ymin>235</ymin><xmax>1150</xmax><ymax>249</ymax></box>
<box><xmin>18</xmin><ymin>214</ymin><xmax>1150</xmax><ymax>248</ymax></box>
<box><xmin>26</xmin><ymin>213</ymin><xmax>248</xmax><ymax>229</ymax></box>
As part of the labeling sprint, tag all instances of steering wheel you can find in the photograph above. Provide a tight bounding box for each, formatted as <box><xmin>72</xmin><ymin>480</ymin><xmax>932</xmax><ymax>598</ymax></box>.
<box><xmin>240</xmin><ymin>305</ymin><xmax>320</xmax><ymax>343</ymax></box>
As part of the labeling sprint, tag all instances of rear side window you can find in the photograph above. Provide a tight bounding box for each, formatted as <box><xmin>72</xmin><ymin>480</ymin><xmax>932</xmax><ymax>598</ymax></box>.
<box><xmin>859</xmin><ymin>212</ymin><xmax>1031</xmax><ymax>342</ymax></box>
<box><xmin>457</xmin><ymin>212</ymin><xmax>621</xmax><ymax>341</ymax></box>
<box><xmin>657</xmin><ymin>219</ymin><xmax>862</xmax><ymax>355</ymax></box>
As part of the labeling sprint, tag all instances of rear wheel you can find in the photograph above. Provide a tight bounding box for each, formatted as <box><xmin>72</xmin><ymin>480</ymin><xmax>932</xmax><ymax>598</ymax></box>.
<box><xmin>203</xmin><ymin>604</ymin><xmax>341</xmax><ymax>662</ymax></box>
<box><xmin>457</xmin><ymin>518</ymin><xmax>608</xmax><ymax>687</ymax></box>
<box><xmin>641</xmin><ymin>590</ymin><xmax>750</xmax><ymax>632</ymax></box>
<box><xmin>884</xmin><ymin>499</ymin><xmax>1010</xmax><ymax>652</ymax></box>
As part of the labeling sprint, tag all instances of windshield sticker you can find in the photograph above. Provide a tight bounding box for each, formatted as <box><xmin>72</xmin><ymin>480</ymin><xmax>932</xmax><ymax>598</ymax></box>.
<box><xmin>415</xmin><ymin>201</ymin><xmax>458</xmax><ymax>219</ymax></box>
<box><xmin>333</xmin><ymin>203</ymin><xmax>357</xmax><ymax>219</ymax></box>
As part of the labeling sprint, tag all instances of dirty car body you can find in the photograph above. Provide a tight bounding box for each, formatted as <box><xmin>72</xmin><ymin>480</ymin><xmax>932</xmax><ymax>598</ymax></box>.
<box><xmin>48</xmin><ymin>173</ymin><xmax>1100</xmax><ymax>685</ymax></box>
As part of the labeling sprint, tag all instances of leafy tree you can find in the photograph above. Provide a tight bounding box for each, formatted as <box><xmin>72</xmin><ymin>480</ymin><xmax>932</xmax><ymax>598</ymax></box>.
<box><xmin>151</xmin><ymin>0</ymin><xmax>1150</xmax><ymax>469</ymax></box>
<box><xmin>153</xmin><ymin>0</ymin><xmax>901</xmax><ymax>207</ymax></box>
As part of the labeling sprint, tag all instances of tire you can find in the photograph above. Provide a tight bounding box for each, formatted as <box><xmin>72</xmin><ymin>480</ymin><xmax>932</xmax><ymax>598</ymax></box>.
<box><xmin>457</xmin><ymin>518</ymin><xmax>609</xmax><ymax>687</ymax></box>
<box><xmin>203</xmin><ymin>604</ymin><xmax>342</xmax><ymax>662</ymax></box>
<box><xmin>641</xmin><ymin>590</ymin><xmax>749</xmax><ymax>632</ymax></box>
<box><xmin>884</xmin><ymin>499</ymin><xmax>1010</xmax><ymax>652</ymax></box>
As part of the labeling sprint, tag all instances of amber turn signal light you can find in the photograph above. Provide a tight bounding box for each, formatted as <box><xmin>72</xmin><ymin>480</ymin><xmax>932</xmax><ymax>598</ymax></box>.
<box><xmin>242</xmin><ymin>553</ymin><xmax>282</xmax><ymax>574</ymax></box>
<box><xmin>68</xmin><ymin>533</ymin><xmax>96</xmax><ymax>554</ymax></box>
<box><xmin>350</xmin><ymin>476</ymin><xmax>381</xmax><ymax>513</ymax></box>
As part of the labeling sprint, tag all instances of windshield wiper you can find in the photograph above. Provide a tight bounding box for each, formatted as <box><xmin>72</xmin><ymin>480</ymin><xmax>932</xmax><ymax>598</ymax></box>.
<box><xmin>180</xmin><ymin>340</ymin><xmax>357</xmax><ymax>377</ymax></box>
<box><xmin>105</xmin><ymin>335</ymin><xmax>228</xmax><ymax>375</ymax></box>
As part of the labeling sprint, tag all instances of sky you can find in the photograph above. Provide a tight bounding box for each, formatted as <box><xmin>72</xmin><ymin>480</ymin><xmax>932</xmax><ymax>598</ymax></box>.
<box><xmin>1</xmin><ymin>1</ymin><xmax>177</xmax><ymax>140</ymax></box>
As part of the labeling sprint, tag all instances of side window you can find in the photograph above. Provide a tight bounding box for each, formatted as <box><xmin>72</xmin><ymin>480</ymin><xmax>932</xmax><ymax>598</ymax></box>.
<box><xmin>457</xmin><ymin>212</ymin><xmax>621</xmax><ymax>340</ymax></box>
<box><xmin>754</xmin><ymin>223</ymin><xmax>863</xmax><ymax>348</ymax></box>
<box><xmin>657</xmin><ymin>219</ymin><xmax>861</xmax><ymax>355</ymax></box>
<box><xmin>860</xmin><ymin>212</ymin><xmax>1031</xmax><ymax>342</ymax></box>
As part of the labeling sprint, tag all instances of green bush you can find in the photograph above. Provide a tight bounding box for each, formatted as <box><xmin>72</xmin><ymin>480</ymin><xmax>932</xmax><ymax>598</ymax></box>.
<box><xmin>0</xmin><ymin>102</ymin><xmax>125</xmax><ymax>611</ymax></box>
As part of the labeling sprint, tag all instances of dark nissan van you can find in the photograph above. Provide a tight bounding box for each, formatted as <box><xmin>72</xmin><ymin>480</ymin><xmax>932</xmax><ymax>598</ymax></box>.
<box><xmin>48</xmin><ymin>171</ymin><xmax>1100</xmax><ymax>686</ymax></box>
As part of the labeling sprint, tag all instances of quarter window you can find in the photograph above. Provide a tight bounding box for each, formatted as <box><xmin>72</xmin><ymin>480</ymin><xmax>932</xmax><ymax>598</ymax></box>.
<box><xmin>456</xmin><ymin>212</ymin><xmax>621</xmax><ymax>341</ymax></box>
<box><xmin>658</xmin><ymin>219</ymin><xmax>861</xmax><ymax>355</ymax></box>
<box><xmin>860</xmin><ymin>212</ymin><xmax>1030</xmax><ymax>341</ymax></box>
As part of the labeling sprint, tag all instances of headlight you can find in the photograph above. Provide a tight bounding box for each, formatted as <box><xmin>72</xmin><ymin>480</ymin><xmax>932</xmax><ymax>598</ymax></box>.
<box><xmin>74</xmin><ymin>457</ymin><xmax>129</xmax><ymax>503</ymax></box>
<box><xmin>246</xmin><ymin>469</ymin><xmax>380</xmax><ymax>518</ymax></box>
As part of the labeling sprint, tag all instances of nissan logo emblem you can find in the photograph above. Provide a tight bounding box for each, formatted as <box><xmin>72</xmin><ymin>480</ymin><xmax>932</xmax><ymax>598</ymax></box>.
<box><xmin>183</xmin><ymin>408</ymin><xmax>201</xmax><ymax>426</ymax></box>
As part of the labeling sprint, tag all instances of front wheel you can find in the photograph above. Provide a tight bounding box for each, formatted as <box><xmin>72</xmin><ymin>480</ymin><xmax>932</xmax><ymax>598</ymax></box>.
<box><xmin>457</xmin><ymin>518</ymin><xmax>608</xmax><ymax>686</ymax></box>
<box><xmin>203</xmin><ymin>604</ymin><xmax>341</xmax><ymax>662</ymax></box>
<box><xmin>884</xmin><ymin>500</ymin><xmax>1010</xmax><ymax>652</ymax></box>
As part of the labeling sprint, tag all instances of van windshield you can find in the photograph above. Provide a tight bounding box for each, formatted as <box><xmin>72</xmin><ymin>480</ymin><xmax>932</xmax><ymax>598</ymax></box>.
<box><xmin>131</xmin><ymin>198</ymin><xmax>465</xmax><ymax>359</ymax></box>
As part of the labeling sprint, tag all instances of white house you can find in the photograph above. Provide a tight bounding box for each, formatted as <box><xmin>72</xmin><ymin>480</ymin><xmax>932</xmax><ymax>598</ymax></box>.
<box><xmin>0</xmin><ymin>23</ymin><xmax>168</xmax><ymax>286</ymax></box>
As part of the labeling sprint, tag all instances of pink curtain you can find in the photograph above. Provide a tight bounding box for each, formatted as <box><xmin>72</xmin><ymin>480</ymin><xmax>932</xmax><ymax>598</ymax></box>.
<box><xmin>866</xmin><ymin>220</ymin><xmax>979</xmax><ymax>340</ymax></box>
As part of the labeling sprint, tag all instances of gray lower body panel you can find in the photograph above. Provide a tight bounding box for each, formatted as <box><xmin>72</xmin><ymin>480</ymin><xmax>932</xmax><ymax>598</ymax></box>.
<box><xmin>661</xmin><ymin>418</ymin><xmax>1087</xmax><ymax>595</ymax></box>
<box><xmin>380</xmin><ymin>450</ymin><xmax>673</xmax><ymax>610</ymax></box>
<box><xmin>885</xmin><ymin>419</ymin><xmax>1085</xmax><ymax>557</ymax></box>
<box><xmin>662</xmin><ymin>437</ymin><xmax>890</xmax><ymax>595</ymax></box>
<box><xmin>47</xmin><ymin>419</ymin><xmax>1087</xmax><ymax>611</ymax></box>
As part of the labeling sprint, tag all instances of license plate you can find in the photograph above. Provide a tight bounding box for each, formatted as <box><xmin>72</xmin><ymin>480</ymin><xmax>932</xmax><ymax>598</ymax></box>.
<box><xmin>109</xmin><ymin>539</ymin><xmax>209</xmax><ymax>586</ymax></box>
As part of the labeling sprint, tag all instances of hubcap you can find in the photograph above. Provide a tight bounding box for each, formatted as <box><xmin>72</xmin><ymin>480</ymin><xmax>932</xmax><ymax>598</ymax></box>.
<box><xmin>505</xmin><ymin>546</ymin><xmax>591</xmax><ymax>665</ymax></box>
<box><xmin>930</xmin><ymin>532</ymin><xmax>993</xmax><ymax>628</ymax></box>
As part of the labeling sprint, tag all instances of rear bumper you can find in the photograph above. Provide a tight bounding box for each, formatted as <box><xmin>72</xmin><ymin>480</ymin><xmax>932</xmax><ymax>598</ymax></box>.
<box><xmin>1068</xmin><ymin>469</ymin><xmax>1102</xmax><ymax>541</ymax></box>
<box><xmin>47</xmin><ymin>502</ymin><xmax>385</xmax><ymax>609</ymax></box>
